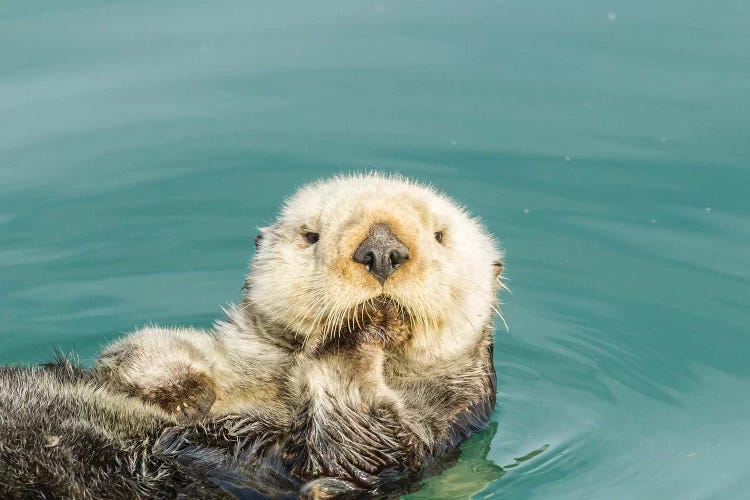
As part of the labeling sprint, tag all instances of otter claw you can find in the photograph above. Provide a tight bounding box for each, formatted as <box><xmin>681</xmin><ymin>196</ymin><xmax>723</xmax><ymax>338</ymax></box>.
<box><xmin>146</xmin><ymin>372</ymin><xmax>216</xmax><ymax>421</ymax></box>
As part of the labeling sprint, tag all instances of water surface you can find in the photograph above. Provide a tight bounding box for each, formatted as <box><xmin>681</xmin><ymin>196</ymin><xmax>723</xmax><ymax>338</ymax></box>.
<box><xmin>1</xmin><ymin>1</ymin><xmax>749</xmax><ymax>498</ymax></box>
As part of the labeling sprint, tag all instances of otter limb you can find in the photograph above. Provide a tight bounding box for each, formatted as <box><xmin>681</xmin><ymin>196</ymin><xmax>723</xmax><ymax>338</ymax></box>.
<box><xmin>95</xmin><ymin>329</ymin><xmax>219</xmax><ymax>421</ymax></box>
<box><xmin>284</xmin><ymin>321</ymin><xmax>423</xmax><ymax>496</ymax></box>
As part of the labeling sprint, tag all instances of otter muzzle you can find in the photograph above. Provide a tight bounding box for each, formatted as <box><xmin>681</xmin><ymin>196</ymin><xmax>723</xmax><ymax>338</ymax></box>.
<box><xmin>352</xmin><ymin>223</ymin><xmax>409</xmax><ymax>284</ymax></box>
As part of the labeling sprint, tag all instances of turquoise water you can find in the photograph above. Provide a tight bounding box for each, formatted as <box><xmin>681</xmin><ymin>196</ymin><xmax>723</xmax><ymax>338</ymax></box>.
<box><xmin>1</xmin><ymin>1</ymin><xmax>749</xmax><ymax>498</ymax></box>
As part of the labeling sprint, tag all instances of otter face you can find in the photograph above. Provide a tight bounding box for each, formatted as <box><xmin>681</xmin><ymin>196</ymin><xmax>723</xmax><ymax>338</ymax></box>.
<box><xmin>246</xmin><ymin>174</ymin><xmax>504</xmax><ymax>356</ymax></box>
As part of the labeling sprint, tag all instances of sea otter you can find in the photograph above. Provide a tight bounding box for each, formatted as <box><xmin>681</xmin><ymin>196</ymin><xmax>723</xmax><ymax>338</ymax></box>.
<box><xmin>0</xmin><ymin>173</ymin><xmax>505</xmax><ymax>499</ymax></box>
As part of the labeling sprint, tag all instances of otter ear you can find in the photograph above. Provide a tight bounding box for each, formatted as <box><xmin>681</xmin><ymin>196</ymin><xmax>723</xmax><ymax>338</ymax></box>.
<box><xmin>493</xmin><ymin>260</ymin><xmax>504</xmax><ymax>278</ymax></box>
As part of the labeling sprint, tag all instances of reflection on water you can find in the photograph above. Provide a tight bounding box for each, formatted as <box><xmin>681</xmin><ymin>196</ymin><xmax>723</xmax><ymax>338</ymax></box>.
<box><xmin>1</xmin><ymin>1</ymin><xmax>749</xmax><ymax>498</ymax></box>
<box><xmin>414</xmin><ymin>423</ymin><xmax>553</xmax><ymax>499</ymax></box>
<box><xmin>413</xmin><ymin>424</ymin><xmax>503</xmax><ymax>499</ymax></box>
<box><xmin>502</xmin><ymin>443</ymin><xmax>550</xmax><ymax>471</ymax></box>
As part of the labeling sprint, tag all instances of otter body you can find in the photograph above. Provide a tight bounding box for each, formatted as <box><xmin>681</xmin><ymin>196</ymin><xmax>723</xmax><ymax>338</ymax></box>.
<box><xmin>0</xmin><ymin>174</ymin><xmax>504</xmax><ymax>498</ymax></box>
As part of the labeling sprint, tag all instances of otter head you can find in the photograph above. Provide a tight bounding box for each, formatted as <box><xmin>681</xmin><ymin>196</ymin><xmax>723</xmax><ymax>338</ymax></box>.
<box><xmin>245</xmin><ymin>174</ymin><xmax>504</xmax><ymax>357</ymax></box>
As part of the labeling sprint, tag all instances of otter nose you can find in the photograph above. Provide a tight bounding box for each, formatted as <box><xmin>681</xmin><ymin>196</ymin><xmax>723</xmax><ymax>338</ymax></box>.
<box><xmin>352</xmin><ymin>223</ymin><xmax>409</xmax><ymax>284</ymax></box>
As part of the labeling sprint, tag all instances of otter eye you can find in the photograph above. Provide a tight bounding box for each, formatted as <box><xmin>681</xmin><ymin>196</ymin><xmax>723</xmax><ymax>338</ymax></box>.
<box><xmin>434</xmin><ymin>231</ymin><xmax>444</xmax><ymax>244</ymax></box>
<box><xmin>303</xmin><ymin>232</ymin><xmax>320</xmax><ymax>245</ymax></box>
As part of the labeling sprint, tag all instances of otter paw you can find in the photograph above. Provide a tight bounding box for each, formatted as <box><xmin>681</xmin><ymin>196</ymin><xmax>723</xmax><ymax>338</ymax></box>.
<box><xmin>299</xmin><ymin>477</ymin><xmax>364</xmax><ymax>500</ymax></box>
<box><xmin>146</xmin><ymin>372</ymin><xmax>216</xmax><ymax>421</ymax></box>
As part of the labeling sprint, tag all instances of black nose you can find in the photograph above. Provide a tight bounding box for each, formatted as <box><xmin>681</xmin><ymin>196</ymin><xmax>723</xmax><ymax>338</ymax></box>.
<box><xmin>352</xmin><ymin>223</ymin><xmax>410</xmax><ymax>284</ymax></box>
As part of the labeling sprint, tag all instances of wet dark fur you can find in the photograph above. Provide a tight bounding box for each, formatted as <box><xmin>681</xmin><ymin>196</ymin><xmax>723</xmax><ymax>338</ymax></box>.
<box><xmin>0</xmin><ymin>339</ymin><xmax>495</xmax><ymax>499</ymax></box>
<box><xmin>0</xmin><ymin>356</ymin><xmax>297</xmax><ymax>499</ymax></box>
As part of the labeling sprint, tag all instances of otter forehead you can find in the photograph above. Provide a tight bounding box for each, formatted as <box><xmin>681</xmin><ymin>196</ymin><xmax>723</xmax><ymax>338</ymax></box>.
<box><xmin>278</xmin><ymin>174</ymin><xmax>462</xmax><ymax>230</ymax></box>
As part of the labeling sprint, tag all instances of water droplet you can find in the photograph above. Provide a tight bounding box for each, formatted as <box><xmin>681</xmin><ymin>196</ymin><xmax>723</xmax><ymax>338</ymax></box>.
<box><xmin>608</xmin><ymin>11</ymin><xmax>617</xmax><ymax>21</ymax></box>
<box><xmin>523</xmin><ymin>208</ymin><xmax>530</xmax><ymax>214</ymax></box>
